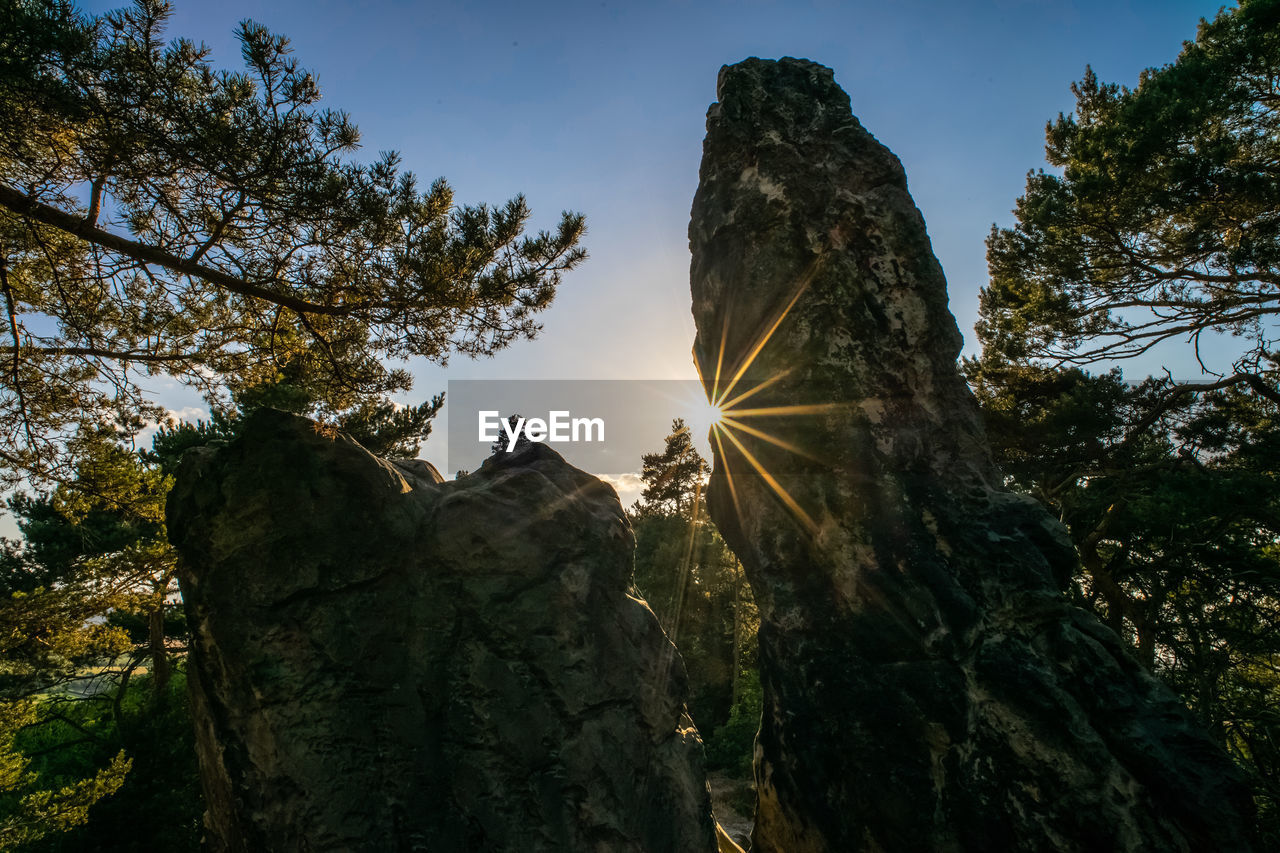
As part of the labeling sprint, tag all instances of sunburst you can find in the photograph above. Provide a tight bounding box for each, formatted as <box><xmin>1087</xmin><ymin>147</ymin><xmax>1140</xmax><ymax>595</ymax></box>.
<box><xmin>694</xmin><ymin>260</ymin><xmax>843</xmax><ymax>536</ymax></box>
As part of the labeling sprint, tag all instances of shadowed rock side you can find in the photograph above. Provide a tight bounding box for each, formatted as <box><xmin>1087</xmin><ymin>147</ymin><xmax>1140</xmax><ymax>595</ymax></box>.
<box><xmin>167</xmin><ymin>409</ymin><xmax>718</xmax><ymax>853</ymax></box>
<box><xmin>688</xmin><ymin>57</ymin><xmax>1256</xmax><ymax>853</ymax></box>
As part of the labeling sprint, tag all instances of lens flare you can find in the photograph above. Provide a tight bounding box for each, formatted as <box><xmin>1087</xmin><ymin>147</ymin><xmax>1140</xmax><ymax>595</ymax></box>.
<box><xmin>695</xmin><ymin>260</ymin><xmax>840</xmax><ymax>536</ymax></box>
<box><xmin>704</xmin><ymin>397</ymin><xmax>725</xmax><ymax>430</ymax></box>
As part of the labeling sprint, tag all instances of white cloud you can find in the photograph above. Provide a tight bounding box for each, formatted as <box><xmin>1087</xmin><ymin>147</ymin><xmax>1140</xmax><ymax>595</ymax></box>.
<box><xmin>596</xmin><ymin>471</ymin><xmax>644</xmax><ymax>510</ymax></box>
<box><xmin>136</xmin><ymin>405</ymin><xmax>210</xmax><ymax>448</ymax></box>
<box><xmin>166</xmin><ymin>405</ymin><xmax>210</xmax><ymax>423</ymax></box>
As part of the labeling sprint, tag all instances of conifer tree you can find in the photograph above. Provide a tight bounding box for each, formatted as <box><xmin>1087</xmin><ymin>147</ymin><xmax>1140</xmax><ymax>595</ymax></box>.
<box><xmin>978</xmin><ymin>0</ymin><xmax>1280</xmax><ymax>401</ymax></box>
<box><xmin>0</xmin><ymin>0</ymin><xmax>586</xmax><ymax>486</ymax></box>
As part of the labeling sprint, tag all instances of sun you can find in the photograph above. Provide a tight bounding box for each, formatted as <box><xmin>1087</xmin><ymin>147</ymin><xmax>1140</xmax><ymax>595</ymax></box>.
<box><xmin>676</xmin><ymin>388</ymin><xmax>726</xmax><ymax>456</ymax></box>
<box><xmin>689</xmin><ymin>260</ymin><xmax>841</xmax><ymax>536</ymax></box>
<box><xmin>702</xmin><ymin>396</ymin><xmax>726</xmax><ymax>431</ymax></box>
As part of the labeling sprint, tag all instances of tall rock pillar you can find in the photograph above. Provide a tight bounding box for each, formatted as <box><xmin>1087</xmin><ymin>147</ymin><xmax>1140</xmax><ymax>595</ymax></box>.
<box><xmin>688</xmin><ymin>57</ymin><xmax>1255</xmax><ymax>853</ymax></box>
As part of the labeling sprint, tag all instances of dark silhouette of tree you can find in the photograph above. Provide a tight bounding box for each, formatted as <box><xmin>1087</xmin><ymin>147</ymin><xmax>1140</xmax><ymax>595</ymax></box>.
<box><xmin>965</xmin><ymin>357</ymin><xmax>1280</xmax><ymax>839</ymax></box>
<box><xmin>0</xmin><ymin>0</ymin><xmax>585</xmax><ymax>486</ymax></box>
<box><xmin>489</xmin><ymin>414</ymin><xmax>532</xmax><ymax>455</ymax></box>
<box><xmin>628</xmin><ymin>419</ymin><xmax>756</xmax><ymax>748</ymax></box>
<box><xmin>635</xmin><ymin>418</ymin><xmax>709</xmax><ymax>518</ymax></box>
<box><xmin>970</xmin><ymin>8</ymin><xmax>1280</xmax><ymax>836</ymax></box>
<box><xmin>979</xmin><ymin>0</ymin><xmax>1280</xmax><ymax>402</ymax></box>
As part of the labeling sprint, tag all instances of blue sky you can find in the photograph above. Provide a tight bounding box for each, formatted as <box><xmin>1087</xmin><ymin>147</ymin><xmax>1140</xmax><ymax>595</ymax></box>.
<box><xmin>74</xmin><ymin>0</ymin><xmax>1237</xmax><ymax>484</ymax></box>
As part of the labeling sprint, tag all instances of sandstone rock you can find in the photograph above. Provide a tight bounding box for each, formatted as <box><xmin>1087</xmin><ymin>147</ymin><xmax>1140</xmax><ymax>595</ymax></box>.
<box><xmin>168</xmin><ymin>409</ymin><xmax>718</xmax><ymax>853</ymax></box>
<box><xmin>688</xmin><ymin>57</ymin><xmax>1256</xmax><ymax>852</ymax></box>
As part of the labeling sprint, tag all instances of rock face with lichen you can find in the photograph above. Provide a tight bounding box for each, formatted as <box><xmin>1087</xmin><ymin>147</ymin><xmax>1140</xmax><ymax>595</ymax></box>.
<box><xmin>167</xmin><ymin>409</ymin><xmax>718</xmax><ymax>853</ymax></box>
<box><xmin>688</xmin><ymin>57</ymin><xmax>1256</xmax><ymax>853</ymax></box>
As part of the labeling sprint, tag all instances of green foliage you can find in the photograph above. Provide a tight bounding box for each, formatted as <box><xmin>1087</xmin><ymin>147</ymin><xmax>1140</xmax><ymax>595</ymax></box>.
<box><xmin>629</xmin><ymin>420</ymin><xmax>758</xmax><ymax>737</ymax></box>
<box><xmin>632</xmin><ymin>513</ymin><xmax>755</xmax><ymax>728</ymax></box>
<box><xmin>0</xmin><ymin>699</ymin><xmax>131</xmax><ymax>850</ymax></box>
<box><xmin>149</xmin><ymin>373</ymin><xmax>445</xmax><ymax>469</ymax></box>
<box><xmin>0</xmin><ymin>495</ymin><xmax>103</xmax><ymax>595</ymax></box>
<box><xmin>965</xmin><ymin>357</ymin><xmax>1280</xmax><ymax>839</ymax></box>
<box><xmin>635</xmin><ymin>418</ymin><xmax>709</xmax><ymax>518</ymax></box>
<box><xmin>0</xmin><ymin>425</ymin><xmax>174</xmax><ymax>699</ymax></box>
<box><xmin>488</xmin><ymin>413</ymin><xmax>531</xmax><ymax>455</ymax></box>
<box><xmin>704</xmin><ymin>669</ymin><xmax>762</xmax><ymax>780</ymax></box>
<box><xmin>961</xmin><ymin>359</ymin><xmax>1128</xmax><ymax>498</ymax></box>
<box><xmin>0</xmin><ymin>0</ymin><xmax>586</xmax><ymax>486</ymax></box>
<box><xmin>0</xmin><ymin>420</ymin><xmax>189</xmax><ymax>848</ymax></box>
<box><xmin>1</xmin><ymin>669</ymin><xmax>200</xmax><ymax>852</ymax></box>
<box><xmin>330</xmin><ymin>395</ymin><xmax>444</xmax><ymax>459</ymax></box>
<box><xmin>106</xmin><ymin>606</ymin><xmax>185</xmax><ymax>648</ymax></box>
<box><xmin>972</xmin><ymin>5</ymin><xmax>1280</xmax><ymax>834</ymax></box>
<box><xmin>979</xmin><ymin>0</ymin><xmax>1280</xmax><ymax>383</ymax></box>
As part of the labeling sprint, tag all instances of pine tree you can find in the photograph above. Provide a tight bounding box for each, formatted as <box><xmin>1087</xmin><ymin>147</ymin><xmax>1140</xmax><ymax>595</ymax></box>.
<box><xmin>978</xmin><ymin>0</ymin><xmax>1280</xmax><ymax>401</ymax></box>
<box><xmin>0</xmin><ymin>0</ymin><xmax>586</xmax><ymax>486</ymax></box>
<box><xmin>629</xmin><ymin>420</ymin><xmax>756</xmax><ymax>741</ymax></box>
<box><xmin>635</xmin><ymin>418</ymin><xmax>709</xmax><ymax>518</ymax></box>
<box><xmin>489</xmin><ymin>414</ymin><xmax>532</xmax><ymax>456</ymax></box>
<box><xmin>970</xmin><ymin>6</ymin><xmax>1280</xmax><ymax>833</ymax></box>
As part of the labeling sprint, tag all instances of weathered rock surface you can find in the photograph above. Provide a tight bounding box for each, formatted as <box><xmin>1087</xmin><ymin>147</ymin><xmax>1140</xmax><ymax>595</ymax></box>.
<box><xmin>167</xmin><ymin>409</ymin><xmax>718</xmax><ymax>853</ymax></box>
<box><xmin>689</xmin><ymin>57</ymin><xmax>1256</xmax><ymax>852</ymax></box>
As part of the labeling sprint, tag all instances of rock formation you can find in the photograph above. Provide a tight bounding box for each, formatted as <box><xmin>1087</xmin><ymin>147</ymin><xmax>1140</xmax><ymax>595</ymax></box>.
<box><xmin>688</xmin><ymin>57</ymin><xmax>1256</xmax><ymax>852</ymax></box>
<box><xmin>167</xmin><ymin>409</ymin><xmax>719</xmax><ymax>853</ymax></box>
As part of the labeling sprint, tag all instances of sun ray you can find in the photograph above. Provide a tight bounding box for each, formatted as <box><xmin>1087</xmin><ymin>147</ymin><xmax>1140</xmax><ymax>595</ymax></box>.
<box><xmin>711</xmin><ymin>426</ymin><xmax>744</xmax><ymax>521</ymax></box>
<box><xmin>723</xmin><ymin>402</ymin><xmax>848</xmax><ymax>418</ymax></box>
<box><xmin>698</xmin><ymin>259</ymin><xmax>829</xmax><ymax>540</ymax></box>
<box><xmin>718</xmin><ymin>367</ymin><xmax>793</xmax><ymax>413</ymax></box>
<box><xmin>719</xmin><ymin>415</ymin><xmax>821</xmax><ymax>462</ymax></box>
<box><xmin>703</xmin><ymin>398</ymin><xmax>725</xmax><ymax>430</ymax></box>
<box><xmin>657</xmin><ymin>380</ymin><xmax>724</xmax><ymax>439</ymax></box>
<box><xmin>667</xmin><ymin>478</ymin><xmax>704</xmax><ymax>646</ymax></box>
<box><xmin>712</xmin><ymin>310</ymin><xmax>730</xmax><ymax>405</ymax></box>
<box><xmin>715</xmin><ymin>260</ymin><xmax>819</xmax><ymax>408</ymax></box>
<box><xmin>718</xmin><ymin>422</ymin><xmax>819</xmax><ymax>535</ymax></box>
<box><xmin>693</xmin><ymin>344</ymin><xmax>711</xmax><ymax>400</ymax></box>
